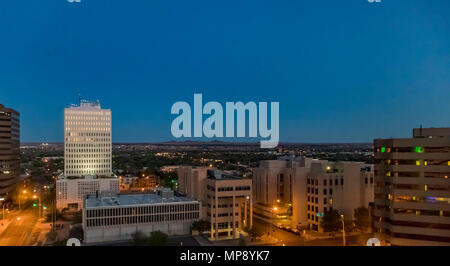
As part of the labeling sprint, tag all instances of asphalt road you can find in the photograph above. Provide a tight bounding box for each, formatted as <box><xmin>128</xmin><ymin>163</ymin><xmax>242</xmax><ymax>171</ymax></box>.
<box><xmin>252</xmin><ymin>216</ymin><xmax>373</xmax><ymax>246</ymax></box>
<box><xmin>0</xmin><ymin>208</ymin><xmax>40</xmax><ymax>246</ymax></box>
<box><xmin>253</xmin><ymin>217</ymin><xmax>305</xmax><ymax>246</ymax></box>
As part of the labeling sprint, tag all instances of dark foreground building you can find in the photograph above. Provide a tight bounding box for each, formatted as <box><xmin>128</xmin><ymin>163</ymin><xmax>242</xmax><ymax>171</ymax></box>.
<box><xmin>373</xmin><ymin>127</ymin><xmax>450</xmax><ymax>246</ymax></box>
<box><xmin>0</xmin><ymin>104</ymin><xmax>20</xmax><ymax>198</ymax></box>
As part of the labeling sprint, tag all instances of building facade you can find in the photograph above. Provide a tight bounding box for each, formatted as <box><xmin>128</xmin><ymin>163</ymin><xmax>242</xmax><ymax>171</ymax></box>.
<box><xmin>253</xmin><ymin>157</ymin><xmax>374</xmax><ymax>231</ymax></box>
<box><xmin>56</xmin><ymin>175</ymin><xmax>119</xmax><ymax>210</ymax></box>
<box><xmin>64</xmin><ymin>100</ymin><xmax>112</xmax><ymax>177</ymax></box>
<box><xmin>82</xmin><ymin>190</ymin><xmax>201</xmax><ymax>244</ymax></box>
<box><xmin>0</xmin><ymin>104</ymin><xmax>20</xmax><ymax>197</ymax></box>
<box><xmin>177</xmin><ymin>167</ymin><xmax>253</xmax><ymax>240</ymax></box>
<box><xmin>206</xmin><ymin>170</ymin><xmax>252</xmax><ymax>240</ymax></box>
<box><xmin>373</xmin><ymin>127</ymin><xmax>450</xmax><ymax>246</ymax></box>
<box><xmin>57</xmin><ymin>99</ymin><xmax>118</xmax><ymax>210</ymax></box>
<box><xmin>304</xmin><ymin>161</ymin><xmax>374</xmax><ymax>231</ymax></box>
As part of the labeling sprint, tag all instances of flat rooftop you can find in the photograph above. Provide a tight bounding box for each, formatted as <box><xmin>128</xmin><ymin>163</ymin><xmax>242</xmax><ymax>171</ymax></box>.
<box><xmin>84</xmin><ymin>193</ymin><xmax>197</xmax><ymax>208</ymax></box>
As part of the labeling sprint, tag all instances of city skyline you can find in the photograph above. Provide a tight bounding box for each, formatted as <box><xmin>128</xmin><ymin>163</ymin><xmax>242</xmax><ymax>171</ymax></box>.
<box><xmin>2</xmin><ymin>0</ymin><xmax>450</xmax><ymax>143</ymax></box>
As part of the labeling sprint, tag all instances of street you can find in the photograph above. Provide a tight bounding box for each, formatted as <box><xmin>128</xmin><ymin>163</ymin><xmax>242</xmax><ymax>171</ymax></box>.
<box><xmin>252</xmin><ymin>216</ymin><xmax>373</xmax><ymax>246</ymax></box>
<box><xmin>0</xmin><ymin>208</ymin><xmax>41</xmax><ymax>246</ymax></box>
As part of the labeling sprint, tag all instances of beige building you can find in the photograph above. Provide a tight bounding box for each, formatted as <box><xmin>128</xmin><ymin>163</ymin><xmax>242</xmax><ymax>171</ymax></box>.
<box><xmin>253</xmin><ymin>157</ymin><xmax>374</xmax><ymax>231</ymax></box>
<box><xmin>252</xmin><ymin>157</ymin><xmax>313</xmax><ymax>224</ymax></box>
<box><xmin>56</xmin><ymin>175</ymin><xmax>119</xmax><ymax>210</ymax></box>
<box><xmin>0</xmin><ymin>104</ymin><xmax>20</xmax><ymax>198</ymax></box>
<box><xmin>373</xmin><ymin>127</ymin><xmax>450</xmax><ymax>246</ymax></box>
<box><xmin>304</xmin><ymin>161</ymin><xmax>374</xmax><ymax>231</ymax></box>
<box><xmin>177</xmin><ymin>167</ymin><xmax>252</xmax><ymax>240</ymax></box>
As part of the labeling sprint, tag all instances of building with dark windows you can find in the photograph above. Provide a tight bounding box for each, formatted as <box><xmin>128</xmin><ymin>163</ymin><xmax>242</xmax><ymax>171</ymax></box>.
<box><xmin>0</xmin><ymin>104</ymin><xmax>20</xmax><ymax>198</ymax></box>
<box><xmin>373</xmin><ymin>127</ymin><xmax>450</xmax><ymax>246</ymax></box>
<box><xmin>82</xmin><ymin>188</ymin><xmax>201</xmax><ymax>244</ymax></box>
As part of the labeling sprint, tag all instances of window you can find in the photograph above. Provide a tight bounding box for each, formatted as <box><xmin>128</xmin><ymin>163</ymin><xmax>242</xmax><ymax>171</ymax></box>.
<box><xmin>323</xmin><ymin>180</ymin><xmax>327</xmax><ymax>186</ymax></box>
<box><xmin>341</xmin><ymin>179</ymin><xmax>344</xmax><ymax>186</ymax></box>
<box><xmin>323</xmin><ymin>189</ymin><xmax>327</xmax><ymax>195</ymax></box>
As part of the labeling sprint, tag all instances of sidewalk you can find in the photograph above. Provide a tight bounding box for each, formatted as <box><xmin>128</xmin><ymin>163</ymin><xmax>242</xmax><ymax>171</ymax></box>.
<box><xmin>31</xmin><ymin>219</ymin><xmax>51</xmax><ymax>246</ymax></box>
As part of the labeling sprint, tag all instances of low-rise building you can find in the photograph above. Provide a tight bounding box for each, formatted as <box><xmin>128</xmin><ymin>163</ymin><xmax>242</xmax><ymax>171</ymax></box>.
<box><xmin>56</xmin><ymin>175</ymin><xmax>119</xmax><ymax>210</ymax></box>
<box><xmin>82</xmin><ymin>189</ymin><xmax>201</xmax><ymax>244</ymax></box>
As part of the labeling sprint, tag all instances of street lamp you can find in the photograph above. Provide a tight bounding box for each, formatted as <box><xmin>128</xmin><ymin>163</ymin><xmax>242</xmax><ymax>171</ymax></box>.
<box><xmin>340</xmin><ymin>214</ymin><xmax>346</xmax><ymax>246</ymax></box>
<box><xmin>0</xmin><ymin>198</ymin><xmax>5</xmax><ymax>226</ymax></box>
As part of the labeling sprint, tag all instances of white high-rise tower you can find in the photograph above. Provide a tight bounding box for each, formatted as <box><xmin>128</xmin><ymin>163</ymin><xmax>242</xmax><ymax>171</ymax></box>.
<box><xmin>57</xmin><ymin>99</ymin><xmax>118</xmax><ymax>211</ymax></box>
<box><xmin>64</xmin><ymin>99</ymin><xmax>112</xmax><ymax>177</ymax></box>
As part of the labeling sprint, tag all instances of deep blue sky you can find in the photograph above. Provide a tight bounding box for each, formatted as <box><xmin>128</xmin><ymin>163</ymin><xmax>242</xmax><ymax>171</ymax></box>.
<box><xmin>1</xmin><ymin>0</ymin><xmax>449</xmax><ymax>143</ymax></box>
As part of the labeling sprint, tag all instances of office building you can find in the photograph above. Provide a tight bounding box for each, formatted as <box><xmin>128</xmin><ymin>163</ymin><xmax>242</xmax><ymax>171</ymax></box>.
<box><xmin>82</xmin><ymin>189</ymin><xmax>201</xmax><ymax>244</ymax></box>
<box><xmin>373</xmin><ymin>127</ymin><xmax>450</xmax><ymax>246</ymax></box>
<box><xmin>177</xmin><ymin>167</ymin><xmax>252</xmax><ymax>240</ymax></box>
<box><xmin>57</xmin><ymin>99</ymin><xmax>118</xmax><ymax>210</ymax></box>
<box><xmin>253</xmin><ymin>157</ymin><xmax>374</xmax><ymax>231</ymax></box>
<box><xmin>304</xmin><ymin>161</ymin><xmax>374</xmax><ymax>231</ymax></box>
<box><xmin>64</xmin><ymin>99</ymin><xmax>112</xmax><ymax>177</ymax></box>
<box><xmin>56</xmin><ymin>175</ymin><xmax>119</xmax><ymax>210</ymax></box>
<box><xmin>0</xmin><ymin>104</ymin><xmax>20</xmax><ymax>198</ymax></box>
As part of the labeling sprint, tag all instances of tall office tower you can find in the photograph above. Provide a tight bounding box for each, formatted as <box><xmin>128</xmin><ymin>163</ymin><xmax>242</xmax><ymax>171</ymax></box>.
<box><xmin>0</xmin><ymin>104</ymin><xmax>20</xmax><ymax>198</ymax></box>
<box><xmin>57</xmin><ymin>99</ymin><xmax>118</xmax><ymax>211</ymax></box>
<box><xmin>64</xmin><ymin>99</ymin><xmax>112</xmax><ymax>177</ymax></box>
<box><xmin>373</xmin><ymin>128</ymin><xmax>450</xmax><ymax>246</ymax></box>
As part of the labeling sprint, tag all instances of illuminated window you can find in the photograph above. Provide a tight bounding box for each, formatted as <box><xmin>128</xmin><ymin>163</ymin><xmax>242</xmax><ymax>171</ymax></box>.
<box><xmin>381</xmin><ymin>147</ymin><xmax>386</xmax><ymax>153</ymax></box>
<box><xmin>415</xmin><ymin>147</ymin><xmax>424</xmax><ymax>153</ymax></box>
<box><xmin>424</xmin><ymin>161</ymin><xmax>428</xmax><ymax>166</ymax></box>
<box><xmin>424</xmin><ymin>185</ymin><xmax>428</xmax><ymax>191</ymax></box>
<box><xmin>416</xmin><ymin>161</ymin><xmax>421</xmax><ymax>166</ymax></box>
<box><xmin>448</xmin><ymin>161</ymin><xmax>450</xmax><ymax>166</ymax></box>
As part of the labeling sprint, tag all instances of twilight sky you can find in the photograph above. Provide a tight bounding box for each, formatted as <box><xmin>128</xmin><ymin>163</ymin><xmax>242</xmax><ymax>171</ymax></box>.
<box><xmin>1</xmin><ymin>0</ymin><xmax>449</xmax><ymax>143</ymax></box>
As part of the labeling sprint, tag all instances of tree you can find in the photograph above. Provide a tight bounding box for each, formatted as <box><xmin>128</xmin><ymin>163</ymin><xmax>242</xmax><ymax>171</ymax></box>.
<box><xmin>131</xmin><ymin>230</ymin><xmax>148</xmax><ymax>246</ymax></box>
<box><xmin>191</xmin><ymin>220</ymin><xmax>210</xmax><ymax>232</ymax></box>
<box><xmin>69</xmin><ymin>225</ymin><xmax>84</xmax><ymax>241</ymax></box>
<box><xmin>72</xmin><ymin>211</ymin><xmax>82</xmax><ymax>225</ymax></box>
<box><xmin>320</xmin><ymin>210</ymin><xmax>341</xmax><ymax>232</ymax></box>
<box><xmin>354</xmin><ymin>206</ymin><xmax>370</xmax><ymax>230</ymax></box>
<box><xmin>148</xmin><ymin>231</ymin><xmax>168</xmax><ymax>246</ymax></box>
<box><xmin>45</xmin><ymin>209</ymin><xmax>64</xmax><ymax>223</ymax></box>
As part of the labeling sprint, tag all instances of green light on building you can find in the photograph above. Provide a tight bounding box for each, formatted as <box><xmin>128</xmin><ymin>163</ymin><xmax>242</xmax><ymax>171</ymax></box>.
<box><xmin>381</xmin><ymin>147</ymin><xmax>386</xmax><ymax>153</ymax></box>
<box><xmin>415</xmin><ymin>147</ymin><xmax>424</xmax><ymax>153</ymax></box>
